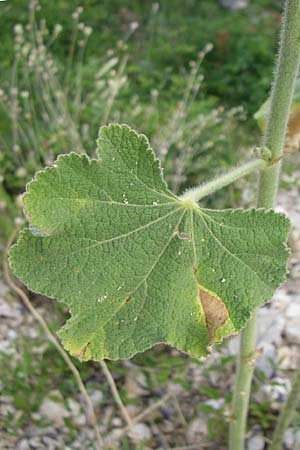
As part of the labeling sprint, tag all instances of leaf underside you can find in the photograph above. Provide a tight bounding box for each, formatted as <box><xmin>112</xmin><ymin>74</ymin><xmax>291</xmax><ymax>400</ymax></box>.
<box><xmin>9</xmin><ymin>124</ymin><xmax>290</xmax><ymax>361</ymax></box>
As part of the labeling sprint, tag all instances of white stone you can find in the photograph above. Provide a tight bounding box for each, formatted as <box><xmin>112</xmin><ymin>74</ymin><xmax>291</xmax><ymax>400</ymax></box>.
<box><xmin>285</xmin><ymin>322</ymin><xmax>300</xmax><ymax>344</ymax></box>
<box><xmin>226</xmin><ymin>334</ymin><xmax>239</xmax><ymax>355</ymax></box>
<box><xmin>273</xmin><ymin>289</ymin><xmax>292</xmax><ymax>311</ymax></box>
<box><xmin>0</xmin><ymin>281</ymin><xmax>9</xmax><ymax>297</ymax></box>
<box><xmin>276</xmin><ymin>345</ymin><xmax>293</xmax><ymax>369</ymax></box>
<box><xmin>257</xmin><ymin>306</ymin><xmax>285</xmax><ymax>346</ymax></box>
<box><xmin>104</xmin><ymin>428</ymin><xmax>124</xmax><ymax>446</ymax></box>
<box><xmin>7</xmin><ymin>329</ymin><xmax>17</xmax><ymax>340</ymax></box>
<box><xmin>186</xmin><ymin>416</ymin><xmax>208</xmax><ymax>444</ymax></box>
<box><xmin>254</xmin><ymin>377</ymin><xmax>291</xmax><ymax>409</ymax></box>
<box><xmin>26</xmin><ymin>425</ymin><xmax>56</xmax><ymax>438</ymax></box>
<box><xmin>126</xmin><ymin>404</ymin><xmax>142</xmax><ymax>419</ymax></box>
<box><xmin>0</xmin><ymin>403</ymin><xmax>15</xmax><ymax>416</ymax></box>
<box><xmin>124</xmin><ymin>368</ymin><xmax>148</xmax><ymax>398</ymax></box>
<box><xmin>131</xmin><ymin>423</ymin><xmax>151</xmax><ymax>442</ymax></box>
<box><xmin>247</xmin><ymin>435</ymin><xmax>265</xmax><ymax>450</ymax></box>
<box><xmin>220</xmin><ymin>0</ymin><xmax>249</xmax><ymax>10</ymax></box>
<box><xmin>0</xmin><ymin>340</ymin><xmax>14</xmax><ymax>355</ymax></box>
<box><xmin>285</xmin><ymin>300</ymin><xmax>300</xmax><ymax>319</ymax></box>
<box><xmin>284</xmin><ymin>428</ymin><xmax>300</xmax><ymax>449</ymax></box>
<box><xmin>111</xmin><ymin>417</ymin><xmax>122</xmax><ymax>427</ymax></box>
<box><xmin>39</xmin><ymin>390</ymin><xmax>69</xmax><ymax>426</ymax></box>
<box><xmin>89</xmin><ymin>389</ymin><xmax>103</xmax><ymax>406</ymax></box>
<box><xmin>67</xmin><ymin>398</ymin><xmax>81</xmax><ymax>416</ymax></box>
<box><xmin>256</xmin><ymin>343</ymin><xmax>276</xmax><ymax>378</ymax></box>
<box><xmin>167</xmin><ymin>381</ymin><xmax>185</xmax><ymax>396</ymax></box>
<box><xmin>204</xmin><ymin>398</ymin><xmax>225</xmax><ymax>410</ymax></box>
<box><xmin>27</xmin><ymin>328</ymin><xmax>39</xmax><ymax>339</ymax></box>
<box><xmin>28</xmin><ymin>437</ymin><xmax>43</xmax><ymax>449</ymax></box>
<box><xmin>16</xmin><ymin>439</ymin><xmax>30</xmax><ymax>450</ymax></box>
<box><xmin>0</xmin><ymin>299</ymin><xmax>21</xmax><ymax>319</ymax></box>
<box><xmin>42</xmin><ymin>436</ymin><xmax>58</xmax><ymax>450</ymax></box>
<box><xmin>73</xmin><ymin>414</ymin><xmax>86</xmax><ymax>426</ymax></box>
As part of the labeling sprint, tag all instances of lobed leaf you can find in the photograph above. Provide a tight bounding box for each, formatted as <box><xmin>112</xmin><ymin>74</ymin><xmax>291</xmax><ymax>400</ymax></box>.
<box><xmin>9</xmin><ymin>124</ymin><xmax>290</xmax><ymax>360</ymax></box>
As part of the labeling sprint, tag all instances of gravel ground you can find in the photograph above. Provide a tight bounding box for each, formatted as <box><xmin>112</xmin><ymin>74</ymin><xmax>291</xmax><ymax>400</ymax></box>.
<box><xmin>0</xmin><ymin>183</ymin><xmax>299</xmax><ymax>450</ymax></box>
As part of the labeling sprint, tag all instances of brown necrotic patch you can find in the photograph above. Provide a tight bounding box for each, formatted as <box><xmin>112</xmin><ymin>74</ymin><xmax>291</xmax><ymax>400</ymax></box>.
<box><xmin>199</xmin><ymin>288</ymin><xmax>229</xmax><ymax>340</ymax></box>
<box><xmin>73</xmin><ymin>342</ymin><xmax>90</xmax><ymax>361</ymax></box>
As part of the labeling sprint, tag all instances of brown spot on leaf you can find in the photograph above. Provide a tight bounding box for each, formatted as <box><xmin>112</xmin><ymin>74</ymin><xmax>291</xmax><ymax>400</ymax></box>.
<box><xmin>199</xmin><ymin>288</ymin><xmax>229</xmax><ymax>340</ymax></box>
<box><xmin>125</xmin><ymin>293</ymin><xmax>133</xmax><ymax>303</ymax></box>
<box><xmin>74</xmin><ymin>343</ymin><xmax>89</xmax><ymax>361</ymax></box>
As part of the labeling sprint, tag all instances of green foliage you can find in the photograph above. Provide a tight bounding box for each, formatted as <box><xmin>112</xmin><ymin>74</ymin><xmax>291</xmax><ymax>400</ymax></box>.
<box><xmin>0</xmin><ymin>186</ymin><xmax>18</xmax><ymax>241</ymax></box>
<box><xmin>0</xmin><ymin>0</ymin><xmax>279</xmax><ymax>111</ymax></box>
<box><xmin>249</xmin><ymin>400</ymin><xmax>277</xmax><ymax>431</ymax></box>
<box><xmin>10</xmin><ymin>125</ymin><xmax>290</xmax><ymax>361</ymax></box>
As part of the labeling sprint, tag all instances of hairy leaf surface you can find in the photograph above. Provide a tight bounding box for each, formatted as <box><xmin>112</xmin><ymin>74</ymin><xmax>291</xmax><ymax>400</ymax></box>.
<box><xmin>9</xmin><ymin>125</ymin><xmax>290</xmax><ymax>360</ymax></box>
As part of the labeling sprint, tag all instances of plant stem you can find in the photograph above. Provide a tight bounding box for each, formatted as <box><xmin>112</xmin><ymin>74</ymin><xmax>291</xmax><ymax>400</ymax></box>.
<box><xmin>229</xmin><ymin>313</ymin><xmax>257</xmax><ymax>450</ymax></box>
<box><xmin>258</xmin><ymin>0</ymin><xmax>300</xmax><ymax>207</ymax></box>
<box><xmin>180</xmin><ymin>158</ymin><xmax>266</xmax><ymax>202</ymax></box>
<box><xmin>269</xmin><ymin>370</ymin><xmax>300</xmax><ymax>450</ymax></box>
<box><xmin>229</xmin><ymin>1</ymin><xmax>300</xmax><ymax>450</ymax></box>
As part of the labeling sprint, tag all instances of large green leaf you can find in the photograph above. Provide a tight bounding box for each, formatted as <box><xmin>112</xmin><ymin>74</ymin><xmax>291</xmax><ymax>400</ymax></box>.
<box><xmin>9</xmin><ymin>125</ymin><xmax>290</xmax><ymax>360</ymax></box>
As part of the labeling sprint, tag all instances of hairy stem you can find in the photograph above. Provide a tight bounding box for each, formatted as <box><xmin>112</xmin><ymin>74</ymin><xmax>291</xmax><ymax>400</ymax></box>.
<box><xmin>229</xmin><ymin>1</ymin><xmax>300</xmax><ymax>449</ymax></box>
<box><xmin>180</xmin><ymin>158</ymin><xmax>266</xmax><ymax>202</ymax></box>
<box><xmin>269</xmin><ymin>370</ymin><xmax>300</xmax><ymax>450</ymax></box>
<box><xmin>229</xmin><ymin>313</ymin><xmax>257</xmax><ymax>450</ymax></box>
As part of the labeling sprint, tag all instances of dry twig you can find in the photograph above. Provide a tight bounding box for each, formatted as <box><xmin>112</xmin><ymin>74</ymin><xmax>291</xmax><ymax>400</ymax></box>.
<box><xmin>99</xmin><ymin>360</ymin><xmax>139</xmax><ymax>444</ymax></box>
<box><xmin>118</xmin><ymin>393</ymin><xmax>172</xmax><ymax>436</ymax></box>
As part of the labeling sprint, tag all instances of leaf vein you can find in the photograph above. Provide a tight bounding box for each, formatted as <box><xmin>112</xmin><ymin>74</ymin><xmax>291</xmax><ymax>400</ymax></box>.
<box><xmin>64</xmin><ymin>207</ymin><xmax>182</xmax><ymax>258</ymax></box>
<box><xmin>196</xmin><ymin>210</ymin><xmax>272</xmax><ymax>290</ymax></box>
